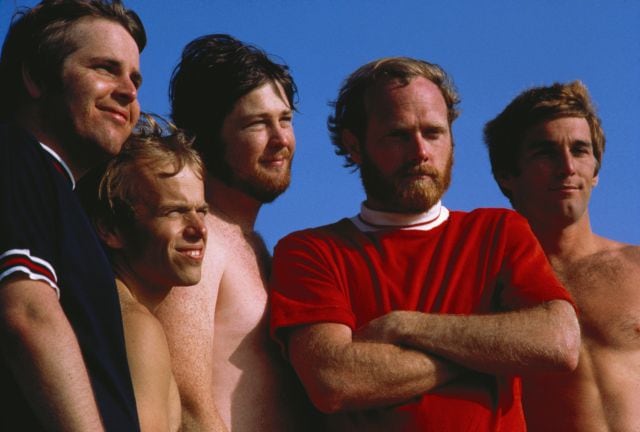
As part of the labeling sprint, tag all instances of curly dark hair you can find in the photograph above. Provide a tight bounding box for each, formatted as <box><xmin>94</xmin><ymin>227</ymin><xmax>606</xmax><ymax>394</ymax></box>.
<box><xmin>169</xmin><ymin>33</ymin><xmax>297</xmax><ymax>178</ymax></box>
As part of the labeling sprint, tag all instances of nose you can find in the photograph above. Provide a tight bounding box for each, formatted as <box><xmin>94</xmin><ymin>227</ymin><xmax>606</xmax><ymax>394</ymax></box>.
<box><xmin>557</xmin><ymin>147</ymin><xmax>576</xmax><ymax>177</ymax></box>
<box><xmin>408</xmin><ymin>133</ymin><xmax>429</xmax><ymax>162</ymax></box>
<box><xmin>269</xmin><ymin>122</ymin><xmax>295</xmax><ymax>150</ymax></box>
<box><xmin>113</xmin><ymin>75</ymin><xmax>138</xmax><ymax>106</ymax></box>
<box><xmin>184</xmin><ymin>211</ymin><xmax>207</xmax><ymax>242</ymax></box>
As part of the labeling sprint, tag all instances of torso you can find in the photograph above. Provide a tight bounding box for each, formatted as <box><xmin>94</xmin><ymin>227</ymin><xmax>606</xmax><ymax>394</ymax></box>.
<box><xmin>116</xmin><ymin>281</ymin><xmax>181</xmax><ymax>432</ymax></box>
<box><xmin>158</xmin><ymin>212</ymin><xmax>314</xmax><ymax>431</ymax></box>
<box><xmin>522</xmin><ymin>243</ymin><xmax>640</xmax><ymax>432</ymax></box>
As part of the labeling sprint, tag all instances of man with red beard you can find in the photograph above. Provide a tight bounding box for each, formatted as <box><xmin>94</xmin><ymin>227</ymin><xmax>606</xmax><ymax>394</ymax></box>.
<box><xmin>269</xmin><ymin>57</ymin><xmax>580</xmax><ymax>431</ymax></box>
<box><xmin>155</xmin><ymin>34</ymin><xmax>316</xmax><ymax>431</ymax></box>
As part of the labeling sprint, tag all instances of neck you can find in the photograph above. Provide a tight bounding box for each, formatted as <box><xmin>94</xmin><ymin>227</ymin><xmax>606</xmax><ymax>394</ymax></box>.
<box><xmin>205</xmin><ymin>175</ymin><xmax>262</xmax><ymax>233</ymax></box>
<box><xmin>112</xmin><ymin>258</ymin><xmax>169</xmax><ymax>312</ymax></box>
<box><xmin>529</xmin><ymin>211</ymin><xmax>598</xmax><ymax>264</ymax></box>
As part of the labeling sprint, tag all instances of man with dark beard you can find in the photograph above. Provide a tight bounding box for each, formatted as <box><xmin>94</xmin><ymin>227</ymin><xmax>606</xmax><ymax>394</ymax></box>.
<box><xmin>154</xmin><ymin>34</ymin><xmax>315</xmax><ymax>431</ymax></box>
<box><xmin>269</xmin><ymin>57</ymin><xmax>580</xmax><ymax>431</ymax></box>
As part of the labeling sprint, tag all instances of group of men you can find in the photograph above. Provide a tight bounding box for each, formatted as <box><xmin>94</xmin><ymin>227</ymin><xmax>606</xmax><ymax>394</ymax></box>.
<box><xmin>0</xmin><ymin>0</ymin><xmax>637</xmax><ymax>431</ymax></box>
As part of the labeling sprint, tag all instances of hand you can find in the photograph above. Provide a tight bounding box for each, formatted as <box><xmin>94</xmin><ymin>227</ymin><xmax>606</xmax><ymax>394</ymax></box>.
<box><xmin>353</xmin><ymin>311</ymin><xmax>416</xmax><ymax>344</ymax></box>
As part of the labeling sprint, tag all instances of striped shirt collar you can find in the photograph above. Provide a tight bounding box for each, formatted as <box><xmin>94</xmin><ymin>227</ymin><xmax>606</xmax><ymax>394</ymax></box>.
<box><xmin>351</xmin><ymin>201</ymin><xmax>450</xmax><ymax>232</ymax></box>
<box><xmin>39</xmin><ymin>142</ymin><xmax>76</xmax><ymax>190</ymax></box>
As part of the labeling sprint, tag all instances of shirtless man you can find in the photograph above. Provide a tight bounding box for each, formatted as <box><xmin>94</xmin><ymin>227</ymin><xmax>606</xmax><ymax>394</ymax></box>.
<box><xmin>89</xmin><ymin>121</ymin><xmax>208</xmax><ymax>431</ymax></box>
<box><xmin>155</xmin><ymin>34</ymin><xmax>314</xmax><ymax>431</ymax></box>
<box><xmin>484</xmin><ymin>80</ymin><xmax>640</xmax><ymax>431</ymax></box>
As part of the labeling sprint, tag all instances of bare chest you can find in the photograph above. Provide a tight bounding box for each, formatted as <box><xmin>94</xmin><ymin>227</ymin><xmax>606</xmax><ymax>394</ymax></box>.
<box><xmin>559</xmin><ymin>258</ymin><xmax>640</xmax><ymax>349</ymax></box>
<box><xmin>214</xmin><ymin>232</ymin><xmax>271</xmax><ymax>339</ymax></box>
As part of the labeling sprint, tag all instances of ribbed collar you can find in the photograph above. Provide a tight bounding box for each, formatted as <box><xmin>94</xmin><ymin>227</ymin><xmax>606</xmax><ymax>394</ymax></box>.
<box><xmin>351</xmin><ymin>201</ymin><xmax>450</xmax><ymax>232</ymax></box>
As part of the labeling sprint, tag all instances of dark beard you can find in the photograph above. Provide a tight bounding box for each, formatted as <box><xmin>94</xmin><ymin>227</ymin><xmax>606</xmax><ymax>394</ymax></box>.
<box><xmin>214</xmin><ymin>158</ymin><xmax>292</xmax><ymax>204</ymax></box>
<box><xmin>359</xmin><ymin>150</ymin><xmax>452</xmax><ymax>213</ymax></box>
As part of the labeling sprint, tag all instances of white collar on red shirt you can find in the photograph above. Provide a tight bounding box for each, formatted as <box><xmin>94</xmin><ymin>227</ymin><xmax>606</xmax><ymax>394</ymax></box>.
<box><xmin>39</xmin><ymin>142</ymin><xmax>76</xmax><ymax>190</ymax></box>
<box><xmin>350</xmin><ymin>200</ymin><xmax>450</xmax><ymax>232</ymax></box>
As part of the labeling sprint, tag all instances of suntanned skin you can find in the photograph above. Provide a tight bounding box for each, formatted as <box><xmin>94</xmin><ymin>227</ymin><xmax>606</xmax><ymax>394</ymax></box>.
<box><xmin>288</xmin><ymin>77</ymin><xmax>580</xmax><ymax>415</ymax></box>
<box><xmin>502</xmin><ymin>116</ymin><xmax>640</xmax><ymax>431</ymax></box>
<box><xmin>116</xmin><ymin>280</ymin><xmax>182</xmax><ymax>432</ymax></box>
<box><xmin>101</xmin><ymin>163</ymin><xmax>207</xmax><ymax>431</ymax></box>
<box><xmin>156</xmin><ymin>82</ymin><xmax>314</xmax><ymax>431</ymax></box>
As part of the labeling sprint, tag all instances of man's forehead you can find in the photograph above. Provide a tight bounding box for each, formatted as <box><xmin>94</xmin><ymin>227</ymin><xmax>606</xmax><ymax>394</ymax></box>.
<box><xmin>522</xmin><ymin>116</ymin><xmax>592</xmax><ymax>143</ymax></box>
<box><xmin>65</xmin><ymin>17</ymin><xmax>139</xmax><ymax>59</ymax></box>
<box><xmin>234</xmin><ymin>80</ymin><xmax>291</xmax><ymax>114</ymax></box>
<box><xmin>364</xmin><ymin>77</ymin><xmax>446</xmax><ymax>117</ymax></box>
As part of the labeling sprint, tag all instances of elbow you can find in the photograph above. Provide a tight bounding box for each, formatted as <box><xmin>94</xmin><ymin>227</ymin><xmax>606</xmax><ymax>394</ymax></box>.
<box><xmin>300</xmin><ymin>372</ymin><xmax>354</xmax><ymax>414</ymax></box>
<box><xmin>548</xmin><ymin>301</ymin><xmax>581</xmax><ymax>372</ymax></box>
<box><xmin>557</xmin><ymin>320</ymin><xmax>580</xmax><ymax>372</ymax></box>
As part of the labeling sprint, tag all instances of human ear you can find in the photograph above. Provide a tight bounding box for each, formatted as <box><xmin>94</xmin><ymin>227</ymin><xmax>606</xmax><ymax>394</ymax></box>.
<box><xmin>21</xmin><ymin>64</ymin><xmax>43</xmax><ymax>99</ymax></box>
<box><xmin>95</xmin><ymin>219</ymin><xmax>125</xmax><ymax>250</ymax></box>
<box><xmin>343</xmin><ymin>130</ymin><xmax>363</xmax><ymax>165</ymax></box>
<box><xmin>497</xmin><ymin>173</ymin><xmax>514</xmax><ymax>195</ymax></box>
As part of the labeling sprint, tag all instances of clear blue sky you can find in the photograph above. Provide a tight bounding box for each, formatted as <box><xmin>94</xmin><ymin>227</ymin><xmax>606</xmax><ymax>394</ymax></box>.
<box><xmin>3</xmin><ymin>0</ymin><xmax>639</xmax><ymax>251</ymax></box>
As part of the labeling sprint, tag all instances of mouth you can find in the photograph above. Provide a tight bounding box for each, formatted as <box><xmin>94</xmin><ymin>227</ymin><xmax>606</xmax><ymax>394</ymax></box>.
<box><xmin>549</xmin><ymin>184</ymin><xmax>580</xmax><ymax>192</ymax></box>
<box><xmin>176</xmin><ymin>247</ymin><xmax>204</xmax><ymax>262</ymax></box>
<box><xmin>99</xmin><ymin>106</ymin><xmax>129</xmax><ymax>124</ymax></box>
<box><xmin>260</xmin><ymin>156</ymin><xmax>291</xmax><ymax>169</ymax></box>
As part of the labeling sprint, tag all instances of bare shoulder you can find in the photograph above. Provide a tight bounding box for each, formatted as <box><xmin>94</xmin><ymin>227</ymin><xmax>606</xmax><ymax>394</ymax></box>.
<box><xmin>118</xmin><ymin>287</ymin><xmax>168</xmax><ymax>354</ymax></box>
<box><xmin>579</xmin><ymin>238</ymin><xmax>640</xmax><ymax>276</ymax></box>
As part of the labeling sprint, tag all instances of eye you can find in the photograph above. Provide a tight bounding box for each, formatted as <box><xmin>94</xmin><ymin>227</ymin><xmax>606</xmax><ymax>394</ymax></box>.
<box><xmin>571</xmin><ymin>144</ymin><xmax>592</xmax><ymax>156</ymax></box>
<box><xmin>280</xmin><ymin>115</ymin><xmax>293</xmax><ymax>126</ymax></box>
<box><xmin>387</xmin><ymin>130</ymin><xmax>409</xmax><ymax>141</ymax></box>
<box><xmin>94</xmin><ymin>64</ymin><xmax>114</xmax><ymax>74</ymax></box>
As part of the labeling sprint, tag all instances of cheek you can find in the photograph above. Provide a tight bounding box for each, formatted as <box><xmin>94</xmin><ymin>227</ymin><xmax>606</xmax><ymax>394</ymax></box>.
<box><xmin>130</xmin><ymin>101</ymin><xmax>141</xmax><ymax>125</ymax></box>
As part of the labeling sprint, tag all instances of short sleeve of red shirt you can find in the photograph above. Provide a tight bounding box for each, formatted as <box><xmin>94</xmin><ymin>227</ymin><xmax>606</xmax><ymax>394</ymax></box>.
<box><xmin>270</xmin><ymin>224</ymin><xmax>356</xmax><ymax>346</ymax></box>
<box><xmin>496</xmin><ymin>211</ymin><xmax>575</xmax><ymax>310</ymax></box>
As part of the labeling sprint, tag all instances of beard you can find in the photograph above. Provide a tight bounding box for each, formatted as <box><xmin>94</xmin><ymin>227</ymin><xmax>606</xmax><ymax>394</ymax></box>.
<box><xmin>218</xmin><ymin>150</ymin><xmax>293</xmax><ymax>204</ymax></box>
<box><xmin>360</xmin><ymin>149</ymin><xmax>453</xmax><ymax>214</ymax></box>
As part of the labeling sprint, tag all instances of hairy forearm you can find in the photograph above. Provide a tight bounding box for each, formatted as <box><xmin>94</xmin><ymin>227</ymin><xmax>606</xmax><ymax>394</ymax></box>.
<box><xmin>1</xmin><ymin>284</ymin><xmax>103</xmax><ymax>431</ymax></box>
<box><xmin>383</xmin><ymin>300</ymin><xmax>579</xmax><ymax>374</ymax></box>
<box><xmin>180</xmin><ymin>402</ymin><xmax>228</xmax><ymax>432</ymax></box>
<box><xmin>288</xmin><ymin>323</ymin><xmax>461</xmax><ymax>413</ymax></box>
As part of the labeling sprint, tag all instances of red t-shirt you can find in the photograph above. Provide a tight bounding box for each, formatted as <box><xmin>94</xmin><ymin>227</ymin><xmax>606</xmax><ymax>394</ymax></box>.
<box><xmin>270</xmin><ymin>207</ymin><xmax>573</xmax><ymax>431</ymax></box>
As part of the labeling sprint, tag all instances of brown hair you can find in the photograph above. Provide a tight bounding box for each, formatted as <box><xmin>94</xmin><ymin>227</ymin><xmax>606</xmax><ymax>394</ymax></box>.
<box><xmin>328</xmin><ymin>57</ymin><xmax>460</xmax><ymax>168</ymax></box>
<box><xmin>95</xmin><ymin>114</ymin><xmax>203</xmax><ymax>230</ymax></box>
<box><xmin>484</xmin><ymin>80</ymin><xmax>605</xmax><ymax>199</ymax></box>
<box><xmin>0</xmin><ymin>0</ymin><xmax>146</xmax><ymax>120</ymax></box>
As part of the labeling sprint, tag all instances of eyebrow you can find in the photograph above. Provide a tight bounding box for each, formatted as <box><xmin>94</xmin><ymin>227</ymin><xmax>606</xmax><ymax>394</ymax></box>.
<box><xmin>91</xmin><ymin>57</ymin><xmax>143</xmax><ymax>87</ymax></box>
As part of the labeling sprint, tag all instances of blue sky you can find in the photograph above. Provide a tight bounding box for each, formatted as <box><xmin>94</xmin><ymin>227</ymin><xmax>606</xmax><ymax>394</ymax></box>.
<box><xmin>2</xmin><ymin>0</ymin><xmax>639</xmax><ymax>250</ymax></box>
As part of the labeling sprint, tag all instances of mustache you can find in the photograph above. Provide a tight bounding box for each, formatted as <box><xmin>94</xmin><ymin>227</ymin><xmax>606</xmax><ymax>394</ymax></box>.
<box><xmin>259</xmin><ymin>147</ymin><xmax>293</xmax><ymax>163</ymax></box>
<box><xmin>400</xmin><ymin>163</ymin><xmax>439</xmax><ymax>177</ymax></box>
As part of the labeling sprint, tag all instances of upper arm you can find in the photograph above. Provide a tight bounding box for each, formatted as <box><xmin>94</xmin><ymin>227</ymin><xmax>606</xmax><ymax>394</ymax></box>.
<box><xmin>0</xmin><ymin>275</ymin><xmax>63</xmax><ymax>337</ymax></box>
<box><xmin>499</xmin><ymin>213</ymin><xmax>575</xmax><ymax>309</ymax></box>
<box><xmin>120</xmin><ymin>307</ymin><xmax>174</xmax><ymax>431</ymax></box>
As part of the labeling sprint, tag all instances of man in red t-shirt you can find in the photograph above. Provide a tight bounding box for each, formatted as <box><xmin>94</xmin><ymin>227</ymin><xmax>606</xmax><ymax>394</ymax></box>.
<box><xmin>484</xmin><ymin>81</ymin><xmax>640</xmax><ymax>431</ymax></box>
<box><xmin>270</xmin><ymin>57</ymin><xmax>580</xmax><ymax>431</ymax></box>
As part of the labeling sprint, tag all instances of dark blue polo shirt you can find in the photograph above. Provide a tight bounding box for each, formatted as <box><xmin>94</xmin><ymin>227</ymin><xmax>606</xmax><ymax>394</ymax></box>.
<box><xmin>0</xmin><ymin>123</ymin><xmax>140</xmax><ymax>431</ymax></box>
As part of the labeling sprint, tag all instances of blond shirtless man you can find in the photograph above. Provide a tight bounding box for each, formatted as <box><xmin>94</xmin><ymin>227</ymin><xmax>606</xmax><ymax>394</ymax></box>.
<box><xmin>485</xmin><ymin>81</ymin><xmax>640</xmax><ymax>431</ymax></box>
<box><xmin>89</xmin><ymin>122</ymin><xmax>208</xmax><ymax>431</ymax></box>
<box><xmin>155</xmin><ymin>34</ymin><xmax>316</xmax><ymax>431</ymax></box>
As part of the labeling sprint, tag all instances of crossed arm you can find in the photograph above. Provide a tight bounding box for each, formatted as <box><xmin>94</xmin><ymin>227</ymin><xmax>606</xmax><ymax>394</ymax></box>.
<box><xmin>287</xmin><ymin>299</ymin><xmax>579</xmax><ymax>413</ymax></box>
<box><xmin>0</xmin><ymin>277</ymin><xmax>104</xmax><ymax>431</ymax></box>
